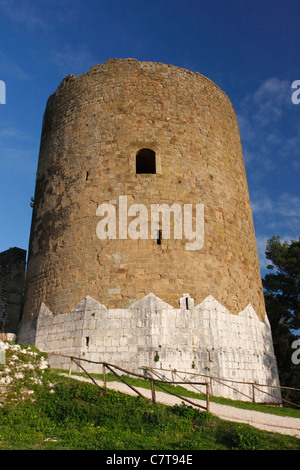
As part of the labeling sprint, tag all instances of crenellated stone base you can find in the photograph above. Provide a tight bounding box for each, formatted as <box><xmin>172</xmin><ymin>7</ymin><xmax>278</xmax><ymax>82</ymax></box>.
<box><xmin>18</xmin><ymin>293</ymin><xmax>281</xmax><ymax>403</ymax></box>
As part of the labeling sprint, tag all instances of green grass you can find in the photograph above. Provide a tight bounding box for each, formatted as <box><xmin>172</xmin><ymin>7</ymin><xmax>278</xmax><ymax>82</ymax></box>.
<box><xmin>0</xmin><ymin>342</ymin><xmax>299</xmax><ymax>450</ymax></box>
<box><xmin>62</xmin><ymin>368</ymin><xmax>300</xmax><ymax>419</ymax></box>
<box><xmin>0</xmin><ymin>372</ymin><xmax>300</xmax><ymax>450</ymax></box>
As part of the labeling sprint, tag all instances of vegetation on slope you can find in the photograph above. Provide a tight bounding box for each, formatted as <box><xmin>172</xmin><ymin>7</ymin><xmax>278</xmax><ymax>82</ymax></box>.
<box><xmin>0</xmin><ymin>340</ymin><xmax>299</xmax><ymax>450</ymax></box>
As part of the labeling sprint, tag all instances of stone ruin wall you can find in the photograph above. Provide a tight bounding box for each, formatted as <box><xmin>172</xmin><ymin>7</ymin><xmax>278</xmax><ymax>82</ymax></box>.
<box><xmin>18</xmin><ymin>293</ymin><xmax>281</xmax><ymax>403</ymax></box>
<box><xmin>22</xmin><ymin>58</ymin><xmax>266</xmax><ymax>323</ymax></box>
<box><xmin>17</xmin><ymin>59</ymin><xmax>281</xmax><ymax>403</ymax></box>
<box><xmin>0</xmin><ymin>248</ymin><xmax>26</xmax><ymax>335</ymax></box>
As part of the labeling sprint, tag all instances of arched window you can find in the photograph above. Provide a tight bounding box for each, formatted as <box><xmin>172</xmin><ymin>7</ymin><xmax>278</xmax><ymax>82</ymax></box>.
<box><xmin>136</xmin><ymin>148</ymin><xmax>156</xmax><ymax>174</ymax></box>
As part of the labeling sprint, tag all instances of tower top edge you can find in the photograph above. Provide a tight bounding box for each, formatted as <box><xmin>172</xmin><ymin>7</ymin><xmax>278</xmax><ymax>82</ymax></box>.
<box><xmin>55</xmin><ymin>57</ymin><xmax>230</xmax><ymax>103</ymax></box>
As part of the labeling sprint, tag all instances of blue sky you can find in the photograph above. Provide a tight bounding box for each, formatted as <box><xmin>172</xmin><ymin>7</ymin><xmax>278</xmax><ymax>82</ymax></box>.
<box><xmin>0</xmin><ymin>0</ymin><xmax>299</xmax><ymax>277</ymax></box>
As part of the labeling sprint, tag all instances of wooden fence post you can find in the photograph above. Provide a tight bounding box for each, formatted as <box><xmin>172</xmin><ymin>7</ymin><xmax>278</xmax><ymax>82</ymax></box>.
<box><xmin>68</xmin><ymin>357</ymin><xmax>73</xmax><ymax>377</ymax></box>
<box><xmin>103</xmin><ymin>364</ymin><xmax>107</xmax><ymax>389</ymax></box>
<box><xmin>151</xmin><ymin>379</ymin><xmax>156</xmax><ymax>404</ymax></box>
<box><xmin>206</xmin><ymin>382</ymin><xmax>210</xmax><ymax>412</ymax></box>
<box><xmin>252</xmin><ymin>383</ymin><xmax>255</xmax><ymax>403</ymax></box>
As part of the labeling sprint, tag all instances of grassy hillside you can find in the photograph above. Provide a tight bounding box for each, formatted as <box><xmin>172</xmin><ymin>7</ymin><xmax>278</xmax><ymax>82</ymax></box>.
<box><xmin>0</xmin><ymin>340</ymin><xmax>299</xmax><ymax>451</ymax></box>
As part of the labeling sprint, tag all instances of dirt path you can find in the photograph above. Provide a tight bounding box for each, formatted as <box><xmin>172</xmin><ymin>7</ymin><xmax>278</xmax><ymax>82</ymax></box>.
<box><xmin>61</xmin><ymin>374</ymin><xmax>300</xmax><ymax>439</ymax></box>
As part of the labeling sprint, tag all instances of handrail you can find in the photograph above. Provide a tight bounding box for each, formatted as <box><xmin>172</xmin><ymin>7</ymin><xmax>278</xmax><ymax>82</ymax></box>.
<box><xmin>48</xmin><ymin>352</ymin><xmax>210</xmax><ymax>412</ymax></box>
<box><xmin>47</xmin><ymin>352</ymin><xmax>300</xmax><ymax>408</ymax></box>
<box><xmin>143</xmin><ymin>365</ymin><xmax>300</xmax><ymax>408</ymax></box>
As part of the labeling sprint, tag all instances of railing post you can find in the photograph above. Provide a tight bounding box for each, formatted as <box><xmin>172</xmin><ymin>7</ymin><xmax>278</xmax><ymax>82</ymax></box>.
<box><xmin>206</xmin><ymin>382</ymin><xmax>210</xmax><ymax>412</ymax></box>
<box><xmin>252</xmin><ymin>383</ymin><xmax>255</xmax><ymax>403</ymax></box>
<box><xmin>103</xmin><ymin>364</ymin><xmax>107</xmax><ymax>389</ymax></box>
<box><xmin>68</xmin><ymin>357</ymin><xmax>73</xmax><ymax>377</ymax></box>
<box><xmin>151</xmin><ymin>379</ymin><xmax>156</xmax><ymax>404</ymax></box>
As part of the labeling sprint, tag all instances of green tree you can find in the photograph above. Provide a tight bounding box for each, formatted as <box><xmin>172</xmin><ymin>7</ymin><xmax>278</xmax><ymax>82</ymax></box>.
<box><xmin>262</xmin><ymin>236</ymin><xmax>300</xmax><ymax>406</ymax></box>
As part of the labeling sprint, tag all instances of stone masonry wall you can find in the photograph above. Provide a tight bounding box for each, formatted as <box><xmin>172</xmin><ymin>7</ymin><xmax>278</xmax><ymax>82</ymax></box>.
<box><xmin>19</xmin><ymin>59</ymin><xmax>278</xmax><ymax>403</ymax></box>
<box><xmin>18</xmin><ymin>293</ymin><xmax>281</xmax><ymax>403</ymax></box>
<box><xmin>0</xmin><ymin>248</ymin><xmax>26</xmax><ymax>334</ymax></box>
<box><xmin>22</xmin><ymin>58</ymin><xmax>266</xmax><ymax>323</ymax></box>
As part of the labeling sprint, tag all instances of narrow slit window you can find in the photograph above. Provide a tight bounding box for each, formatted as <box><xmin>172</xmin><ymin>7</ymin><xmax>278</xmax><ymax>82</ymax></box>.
<box><xmin>185</xmin><ymin>297</ymin><xmax>189</xmax><ymax>310</ymax></box>
<box><xmin>157</xmin><ymin>229</ymin><xmax>162</xmax><ymax>245</ymax></box>
<box><xmin>136</xmin><ymin>148</ymin><xmax>156</xmax><ymax>174</ymax></box>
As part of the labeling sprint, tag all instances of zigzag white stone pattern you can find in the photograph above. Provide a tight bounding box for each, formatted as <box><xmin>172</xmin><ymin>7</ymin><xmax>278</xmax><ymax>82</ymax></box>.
<box><xmin>18</xmin><ymin>293</ymin><xmax>281</xmax><ymax>403</ymax></box>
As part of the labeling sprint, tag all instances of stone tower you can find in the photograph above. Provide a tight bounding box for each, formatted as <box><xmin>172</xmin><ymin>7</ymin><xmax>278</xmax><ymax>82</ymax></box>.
<box><xmin>19</xmin><ymin>59</ymin><xmax>281</xmax><ymax>402</ymax></box>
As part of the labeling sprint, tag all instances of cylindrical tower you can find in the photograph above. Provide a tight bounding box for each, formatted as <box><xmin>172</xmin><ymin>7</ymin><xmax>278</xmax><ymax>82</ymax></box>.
<box><xmin>22</xmin><ymin>58</ymin><xmax>266</xmax><ymax>323</ymax></box>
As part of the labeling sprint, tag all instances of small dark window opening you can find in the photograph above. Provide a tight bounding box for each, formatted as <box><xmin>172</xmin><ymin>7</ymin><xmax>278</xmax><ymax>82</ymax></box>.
<box><xmin>136</xmin><ymin>148</ymin><xmax>156</xmax><ymax>174</ymax></box>
<box><xmin>185</xmin><ymin>298</ymin><xmax>189</xmax><ymax>310</ymax></box>
<box><xmin>86</xmin><ymin>171</ymin><xmax>89</xmax><ymax>181</ymax></box>
<box><xmin>157</xmin><ymin>230</ymin><xmax>162</xmax><ymax>245</ymax></box>
<box><xmin>86</xmin><ymin>336</ymin><xmax>90</xmax><ymax>347</ymax></box>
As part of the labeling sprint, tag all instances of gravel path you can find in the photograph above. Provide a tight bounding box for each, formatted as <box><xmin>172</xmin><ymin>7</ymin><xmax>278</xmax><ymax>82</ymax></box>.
<box><xmin>61</xmin><ymin>374</ymin><xmax>300</xmax><ymax>439</ymax></box>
